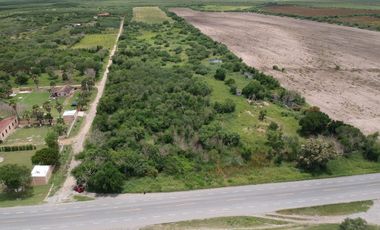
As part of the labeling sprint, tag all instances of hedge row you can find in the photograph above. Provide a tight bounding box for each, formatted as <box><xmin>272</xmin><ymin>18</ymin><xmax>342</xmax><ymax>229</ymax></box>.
<box><xmin>0</xmin><ymin>145</ymin><xmax>36</xmax><ymax>152</ymax></box>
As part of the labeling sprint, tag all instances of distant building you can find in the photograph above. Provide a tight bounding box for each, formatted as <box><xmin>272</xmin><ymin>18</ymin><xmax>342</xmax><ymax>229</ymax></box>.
<box><xmin>0</xmin><ymin>116</ymin><xmax>18</xmax><ymax>142</ymax></box>
<box><xmin>209</xmin><ymin>59</ymin><xmax>223</xmax><ymax>64</ymax></box>
<box><xmin>31</xmin><ymin>165</ymin><xmax>53</xmax><ymax>186</ymax></box>
<box><xmin>63</xmin><ymin>110</ymin><xmax>78</xmax><ymax>125</ymax></box>
<box><xmin>97</xmin><ymin>12</ymin><xmax>110</xmax><ymax>17</ymax></box>
<box><xmin>50</xmin><ymin>85</ymin><xmax>74</xmax><ymax>98</ymax></box>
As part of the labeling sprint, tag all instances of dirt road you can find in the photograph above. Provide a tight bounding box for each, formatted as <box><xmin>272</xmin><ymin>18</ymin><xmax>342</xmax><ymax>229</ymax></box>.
<box><xmin>47</xmin><ymin>17</ymin><xmax>125</xmax><ymax>203</ymax></box>
<box><xmin>171</xmin><ymin>8</ymin><xmax>380</xmax><ymax>134</ymax></box>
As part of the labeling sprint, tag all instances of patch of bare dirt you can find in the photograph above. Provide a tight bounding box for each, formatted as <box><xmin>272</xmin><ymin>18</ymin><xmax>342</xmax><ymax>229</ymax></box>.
<box><xmin>171</xmin><ymin>8</ymin><xmax>380</xmax><ymax>134</ymax></box>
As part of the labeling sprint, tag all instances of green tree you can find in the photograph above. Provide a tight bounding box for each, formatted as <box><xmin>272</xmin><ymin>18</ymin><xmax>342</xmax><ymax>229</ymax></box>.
<box><xmin>87</xmin><ymin>162</ymin><xmax>124</xmax><ymax>193</ymax></box>
<box><xmin>297</xmin><ymin>138</ymin><xmax>337</xmax><ymax>173</ymax></box>
<box><xmin>242</xmin><ymin>80</ymin><xmax>266</xmax><ymax>100</ymax></box>
<box><xmin>214</xmin><ymin>68</ymin><xmax>226</xmax><ymax>81</ymax></box>
<box><xmin>299</xmin><ymin>107</ymin><xmax>331</xmax><ymax>136</ymax></box>
<box><xmin>55</xmin><ymin>102</ymin><xmax>63</xmax><ymax>116</ymax></box>
<box><xmin>23</xmin><ymin>110</ymin><xmax>32</xmax><ymax>127</ymax></box>
<box><xmin>339</xmin><ymin>218</ymin><xmax>368</xmax><ymax>230</ymax></box>
<box><xmin>43</xmin><ymin>101</ymin><xmax>52</xmax><ymax>113</ymax></box>
<box><xmin>45</xmin><ymin>131</ymin><xmax>59</xmax><ymax>150</ymax></box>
<box><xmin>31</xmin><ymin>148</ymin><xmax>60</xmax><ymax>165</ymax></box>
<box><xmin>0</xmin><ymin>164</ymin><xmax>31</xmax><ymax>193</ymax></box>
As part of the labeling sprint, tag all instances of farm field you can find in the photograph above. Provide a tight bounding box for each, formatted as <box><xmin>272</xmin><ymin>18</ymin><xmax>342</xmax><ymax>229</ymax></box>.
<box><xmin>133</xmin><ymin>6</ymin><xmax>171</xmax><ymax>23</ymax></box>
<box><xmin>172</xmin><ymin>8</ymin><xmax>380</xmax><ymax>135</ymax></box>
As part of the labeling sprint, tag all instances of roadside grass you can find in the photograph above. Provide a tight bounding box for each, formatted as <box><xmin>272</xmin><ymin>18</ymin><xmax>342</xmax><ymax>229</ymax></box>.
<box><xmin>277</xmin><ymin>200</ymin><xmax>373</xmax><ymax>216</ymax></box>
<box><xmin>1</xmin><ymin>126</ymin><xmax>50</xmax><ymax>146</ymax></box>
<box><xmin>142</xmin><ymin>216</ymin><xmax>289</xmax><ymax>230</ymax></box>
<box><xmin>0</xmin><ymin>185</ymin><xmax>49</xmax><ymax>208</ymax></box>
<box><xmin>48</xmin><ymin>146</ymin><xmax>73</xmax><ymax>196</ymax></box>
<box><xmin>68</xmin><ymin>117</ymin><xmax>83</xmax><ymax>138</ymax></box>
<box><xmin>0</xmin><ymin>150</ymin><xmax>35</xmax><ymax>168</ymax></box>
<box><xmin>133</xmin><ymin>7</ymin><xmax>171</xmax><ymax>23</ymax></box>
<box><xmin>73</xmin><ymin>195</ymin><xmax>94</xmax><ymax>202</ymax></box>
<box><xmin>72</xmin><ymin>33</ymin><xmax>117</xmax><ymax>50</ymax></box>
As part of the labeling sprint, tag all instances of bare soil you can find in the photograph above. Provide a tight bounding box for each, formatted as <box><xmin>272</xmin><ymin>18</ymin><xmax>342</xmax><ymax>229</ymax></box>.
<box><xmin>171</xmin><ymin>8</ymin><xmax>380</xmax><ymax>134</ymax></box>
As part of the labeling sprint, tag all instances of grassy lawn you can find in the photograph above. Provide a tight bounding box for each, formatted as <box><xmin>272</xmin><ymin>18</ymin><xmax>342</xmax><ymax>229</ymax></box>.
<box><xmin>11</xmin><ymin>91</ymin><xmax>65</xmax><ymax>117</ymax></box>
<box><xmin>72</xmin><ymin>33</ymin><xmax>117</xmax><ymax>50</ymax></box>
<box><xmin>1</xmin><ymin>126</ymin><xmax>50</xmax><ymax>147</ymax></box>
<box><xmin>142</xmin><ymin>216</ymin><xmax>289</xmax><ymax>230</ymax></box>
<box><xmin>277</xmin><ymin>200</ymin><xmax>373</xmax><ymax>216</ymax></box>
<box><xmin>133</xmin><ymin>7</ymin><xmax>171</xmax><ymax>24</ymax></box>
<box><xmin>0</xmin><ymin>150</ymin><xmax>34</xmax><ymax>168</ymax></box>
<box><xmin>0</xmin><ymin>185</ymin><xmax>49</xmax><ymax>208</ymax></box>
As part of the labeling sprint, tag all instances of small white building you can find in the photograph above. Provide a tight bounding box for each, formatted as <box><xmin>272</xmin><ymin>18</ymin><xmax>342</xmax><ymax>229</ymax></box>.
<box><xmin>31</xmin><ymin>165</ymin><xmax>53</xmax><ymax>186</ymax></box>
<box><xmin>63</xmin><ymin>110</ymin><xmax>78</xmax><ymax>125</ymax></box>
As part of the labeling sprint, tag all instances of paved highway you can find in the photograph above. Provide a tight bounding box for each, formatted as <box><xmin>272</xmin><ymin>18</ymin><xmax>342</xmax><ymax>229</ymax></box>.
<box><xmin>1</xmin><ymin>173</ymin><xmax>380</xmax><ymax>230</ymax></box>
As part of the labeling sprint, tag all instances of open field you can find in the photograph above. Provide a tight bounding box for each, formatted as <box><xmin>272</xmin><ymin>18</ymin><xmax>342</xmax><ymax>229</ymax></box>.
<box><xmin>72</xmin><ymin>33</ymin><xmax>117</xmax><ymax>50</ymax></box>
<box><xmin>133</xmin><ymin>6</ymin><xmax>171</xmax><ymax>23</ymax></box>
<box><xmin>172</xmin><ymin>8</ymin><xmax>380</xmax><ymax>135</ymax></box>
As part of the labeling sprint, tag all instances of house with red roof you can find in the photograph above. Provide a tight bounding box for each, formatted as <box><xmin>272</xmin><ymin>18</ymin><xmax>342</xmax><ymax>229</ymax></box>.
<box><xmin>0</xmin><ymin>116</ymin><xmax>18</xmax><ymax>142</ymax></box>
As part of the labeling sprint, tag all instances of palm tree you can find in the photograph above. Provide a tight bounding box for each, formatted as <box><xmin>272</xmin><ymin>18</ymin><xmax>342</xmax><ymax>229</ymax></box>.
<box><xmin>8</xmin><ymin>99</ymin><xmax>18</xmax><ymax>118</ymax></box>
<box><xmin>32</xmin><ymin>74</ymin><xmax>39</xmax><ymax>90</ymax></box>
<box><xmin>55</xmin><ymin>102</ymin><xmax>63</xmax><ymax>116</ymax></box>
<box><xmin>42</xmin><ymin>101</ymin><xmax>52</xmax><ymax>113</ymax></box>
<box><xmin>23</xmin><ymin>110</ymin><xmax>32</xmax><ymax>127</ymax></box>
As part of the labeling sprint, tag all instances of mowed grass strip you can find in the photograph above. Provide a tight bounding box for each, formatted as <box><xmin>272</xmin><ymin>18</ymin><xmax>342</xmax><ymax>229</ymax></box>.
<box><xmin>133</xmin><ymin>7</ymin><xmax>170</xmax><ymax>24</ymax></box>
<box><xmin>73</xmin><ymin>33</ymin><xmax>117</xmax><ymax>50</ymax></box>
<box><xmin>277</xmin><ymin>200</ymin><xmax>373</xmax><ymax>216</ymax></box>
<box><xmin>142</xmin><ymin>216</ymin><xmax>289</xmax><ymax>230</ymax></box>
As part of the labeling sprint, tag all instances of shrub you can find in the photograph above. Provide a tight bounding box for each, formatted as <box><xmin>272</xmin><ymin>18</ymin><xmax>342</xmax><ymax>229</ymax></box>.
<box><xmin>259</xmin><ymin>110</ymin><xmax>267</xmax><ymax>121</ymax></box>
<box><xmin>299</xmin><ymin>108</ymin><xmax>331</xmax><ymax>136</ymax></box>
<box><xmin>87</xmin><ymin>162</ymin><xmax>124</xmax><ymax>193</ymax></box>
<box><xmin>339</xmin><ymin>218</ymin><xmax>368</xmax><ymax>230</ymax></box>
<box><xmin>297</xmin><ymin>138</ymin><xmax>337</xmax><ymax>172</ymax></box>
<box><xmin>214</xmin><ymin>68</ymin><xmax>226</xmax><ymax>81</ymax></box>
<box><xmin>224</xmin><ymin>78</ymin><xmax>235</xmax><ymax>86</ymax></box>
<box><xmin>335</xmin><ymin>125</ymin><xmax>365</xmax><ymax>154</ymax></box>
<box><xmin>214</xmin><ymin>99</ymin><xmax>235</xmax><ymax>113</ymax></box>
<box><xmin>242</xmin><ymin>80</ymin><xmax>266</xmax><ymax>100</ymax></box>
